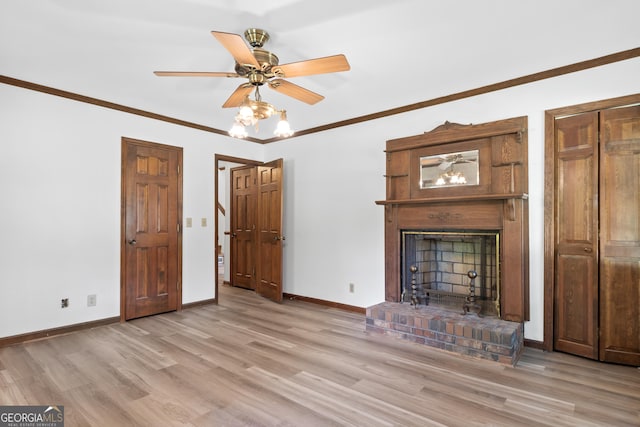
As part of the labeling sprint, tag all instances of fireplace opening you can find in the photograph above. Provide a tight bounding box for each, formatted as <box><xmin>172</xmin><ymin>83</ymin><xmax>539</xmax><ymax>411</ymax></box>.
<box><xmin>401</xmin><ymin>231</ymin><xmax>500</xmax><ymax>317</ymax></box>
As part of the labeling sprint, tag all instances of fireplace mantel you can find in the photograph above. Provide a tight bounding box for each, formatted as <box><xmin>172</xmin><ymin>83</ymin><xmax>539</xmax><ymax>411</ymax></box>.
<box><xmin>378</xmin><ymin>117</ymin><xmax>529</xmax><ymax>322</ymax></box>
<box><xmin>376</xmin><ymin>192</ymin><xmax>528</xmax><ymax>205</ymax></box>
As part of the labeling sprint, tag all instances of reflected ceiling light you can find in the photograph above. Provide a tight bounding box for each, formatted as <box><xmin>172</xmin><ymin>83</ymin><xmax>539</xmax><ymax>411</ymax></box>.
<box><xmin>436</xmin><ymin>170</ymin><xmax>467</xmax><ymax>186</ymax></box>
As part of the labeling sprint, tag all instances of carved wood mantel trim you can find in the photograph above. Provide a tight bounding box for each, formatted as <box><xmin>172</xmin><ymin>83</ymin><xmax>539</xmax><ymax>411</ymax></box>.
<box><xmin>386</xmin><ymin>117</ymin><xmax>527</xmax><ymax>153</ymax></box>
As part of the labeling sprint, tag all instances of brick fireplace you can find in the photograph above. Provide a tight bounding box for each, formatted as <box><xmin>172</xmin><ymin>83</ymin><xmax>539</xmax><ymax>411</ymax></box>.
<box><xmin>369</xmin><ymin>117</ymin><xmax>529</xmax><ymax>365</ymax></box>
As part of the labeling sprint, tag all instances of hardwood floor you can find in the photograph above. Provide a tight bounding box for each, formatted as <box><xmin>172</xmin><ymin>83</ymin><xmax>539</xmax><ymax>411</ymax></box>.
<box><xmin>1</xmin><ymin>284</ymin><xmax>638</xmax><ymax>426</ymax></box>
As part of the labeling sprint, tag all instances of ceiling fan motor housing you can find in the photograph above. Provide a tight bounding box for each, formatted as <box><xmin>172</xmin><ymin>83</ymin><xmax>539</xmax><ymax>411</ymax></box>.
<box><xmin>244</xmin><ymin>28</ymin><xmax>269</xmax><ymax>47</ymax></box>
<box><xmin>235</xmin><ymin>47</ymin><xmax>279</xmax><ymax>77</ymax></box>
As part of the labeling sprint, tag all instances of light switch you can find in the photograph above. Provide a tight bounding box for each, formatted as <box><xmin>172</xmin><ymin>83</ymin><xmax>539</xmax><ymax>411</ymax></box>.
<box><xmin>201</xmin><ymin>218</ymin><xmax>207</xmax><ymax>227</ymax></box>
<box><xmin>186</xmin><ymin>217</ymin><xmax>192</xmax><ymax>228</ymax></box>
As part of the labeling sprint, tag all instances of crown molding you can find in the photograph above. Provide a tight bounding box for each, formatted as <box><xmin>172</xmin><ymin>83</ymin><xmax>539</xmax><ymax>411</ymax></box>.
<box><xmin>2</xmin><ymin>47</ymin><xmax>638</xmax><ymax>144</ymax></box>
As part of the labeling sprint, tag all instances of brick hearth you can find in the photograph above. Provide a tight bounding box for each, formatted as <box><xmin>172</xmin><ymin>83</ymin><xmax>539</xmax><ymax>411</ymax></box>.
<box><xmin>366</xmin><ymin>302</ymin><xmax>524</xmax><ymax>365</ymax></box>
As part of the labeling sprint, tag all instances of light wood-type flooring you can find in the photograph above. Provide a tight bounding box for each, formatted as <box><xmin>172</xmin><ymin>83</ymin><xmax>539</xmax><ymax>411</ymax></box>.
<box><xmin>1</xmin><ymin>284</ymin><xmax>638</xmax><ymax>426</ymax></box>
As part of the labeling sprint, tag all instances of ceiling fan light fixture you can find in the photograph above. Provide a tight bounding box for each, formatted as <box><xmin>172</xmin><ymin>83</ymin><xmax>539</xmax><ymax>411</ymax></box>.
<box><xmin>228</xmin><ymin>120</ymin><xmax>248</xmax><ymax>138</ymax></box>
<box><xmin>250</xmin><ymin>100</ymin><xmax>276</xmax><ymax>120</ymax></box>
<box><xmin>238</xmin><ymin>100</ymin><xmax>254</xmax><ymax>122</ymax></box>
<box><xmin>229</xmin><ymin>88</ymin><xmax>294</xmax><ymax>139</ymax></box>
<box><xmin>274</xmin><ymin>110</ymin><xmax>294</xmax><ymax>138</ymax></box>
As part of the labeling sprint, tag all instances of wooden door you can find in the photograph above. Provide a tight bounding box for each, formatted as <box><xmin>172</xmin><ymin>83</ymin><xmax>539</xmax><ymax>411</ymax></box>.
<box><xmin>553</xmin><ymin>112</ymin><xmax>599</xmax><ymax>359</ymax></box>
<box><xmin>230</xmin><ymin>166</ymin><xmax>257</xmax><ymax>290</ymax></box>
<box><xmin>599</xmin><ymin>105</ymin><xmax>640</xmax><ymax>365</ymax></box>
<box><xmin>256</xmin><ymin>159</ymin><xmax>284</xmax><ymax>302</ymax></box>
<box><xmin>122</xmin><ymin>139</ymin><xmax>182</xmax><ymax>320</ymax></box>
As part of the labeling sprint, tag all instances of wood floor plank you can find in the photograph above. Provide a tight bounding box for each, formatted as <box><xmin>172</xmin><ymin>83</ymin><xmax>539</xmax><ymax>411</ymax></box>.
<box><xmin>0</xmin><ymin>284</ymin><xmax>639</xmax><ymax>426</ymax></box>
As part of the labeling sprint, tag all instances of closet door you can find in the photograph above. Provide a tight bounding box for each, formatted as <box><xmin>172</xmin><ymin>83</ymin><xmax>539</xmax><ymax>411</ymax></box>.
<box><xmin>599</xmin><ymin>105</ymin><xmax>640</xmax><ymax>365</ymax></box>
<box><xmin>553</xmin><ymin>112</ymin><xmax>599</xmax><ymax>359</ymax></box>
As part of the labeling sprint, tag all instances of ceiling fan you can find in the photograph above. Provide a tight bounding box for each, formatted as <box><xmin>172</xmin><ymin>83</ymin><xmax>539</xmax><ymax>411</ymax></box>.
<box><xmin>420</xmin><ymin>153</ymin><xmax>478</xmax><ymax>170</ymax></box>
<box><xmin>154</xmin><ymin>28</ymin><xmax>351</xmax><ymax>109</ymax></box>
<box><xmin>436</xmin><ymin>153</ymin><xmax>477</xmax><ymax>170</ymax></box>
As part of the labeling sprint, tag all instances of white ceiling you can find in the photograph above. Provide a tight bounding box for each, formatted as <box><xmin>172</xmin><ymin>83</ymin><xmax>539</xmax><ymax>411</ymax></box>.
<box><xmin>2</xmin><ymin>0</ymin><xmax>639</xmax><ymax>138</ymax></box>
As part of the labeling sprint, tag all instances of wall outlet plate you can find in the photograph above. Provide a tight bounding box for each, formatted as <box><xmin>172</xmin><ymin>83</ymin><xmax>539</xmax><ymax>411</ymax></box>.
<box><xmin>87</xmin><ymin>294</ymin><xmax>97</xmax><ymax>307</ymax></box>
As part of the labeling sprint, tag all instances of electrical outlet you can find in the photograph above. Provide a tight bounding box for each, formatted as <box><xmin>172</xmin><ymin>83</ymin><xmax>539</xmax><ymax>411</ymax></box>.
<box><xmin>61</xmin><ymin>298</ymin><xmax>69</xmax><ymax>308</ymax></box>
<box><xmin>201</xmin><ymin>217</ymin><xmax>207</xmax><ymax>227</ymax></box>
<box><xmin>349</xmin><ymin>283</ymin><xmax>355</xmax><ymax>293</ymax></box>
<box><xmin>87</xmin><ymin>294</ymin><xmax>97</xmax><ymax>307</ymax></box>
<box><xmin>186</xmin><ymin>217</ymin><xmax>192</xmax><ymax>228</ymax></box>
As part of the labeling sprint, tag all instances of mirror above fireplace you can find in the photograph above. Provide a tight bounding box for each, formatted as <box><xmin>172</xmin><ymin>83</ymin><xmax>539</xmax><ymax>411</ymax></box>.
<box><xmin>420</xmin><ymin>149</ymin><xmax>479</xmax><ymax>188</ymax></box>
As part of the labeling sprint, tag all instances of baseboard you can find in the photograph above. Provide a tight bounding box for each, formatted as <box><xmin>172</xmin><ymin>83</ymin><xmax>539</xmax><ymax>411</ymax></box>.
<box><xmin>283</xmin><ymin>293</ymin><xmax>366</xmax><ymax>314</ymax></box>
<box><xmin>0</xmin><ymin>316</ymin><xmax>120</xmax><ymax>348</ymax></box>
<box><xmin>0</xmin><ymin>297</ymin><xmax>221</xmax><ymax>348</ymax></box>
<box><xmin>524</xmin><ymin>338</ymin><xmax>546</xmax><ymax>349</ymax></box>
<box><xmin>182</xmin><ymin>298</ymin><xmax>217</xmax><ymax>309</ymax></box>
<box><xmin>0</xmin><ymin>295</ymin><xmax>367</xmax><ymax>347</ymax></box>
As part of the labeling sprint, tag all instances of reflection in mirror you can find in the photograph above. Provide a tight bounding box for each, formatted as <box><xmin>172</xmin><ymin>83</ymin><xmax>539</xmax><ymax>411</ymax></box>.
<box><xmin>420</xmin><ymin>149</ymin><xmax>479</xmax><ymax>188</ymax></box>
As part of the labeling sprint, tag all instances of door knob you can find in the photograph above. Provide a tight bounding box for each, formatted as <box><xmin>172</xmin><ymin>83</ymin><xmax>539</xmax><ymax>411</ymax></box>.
<box><xmin>128</xmin><ymin>239</ymin><xmax>137</xmax><ymax>245</ymax></box>
<box><xmin>584</xmin><ymin>247</ymin><xmax>592</xmax><ymax>253</ymax></box>
<box><xmin>274</xmin><ymin>235</ymin><xmax>286</xmax><ymax>241</ymax></box>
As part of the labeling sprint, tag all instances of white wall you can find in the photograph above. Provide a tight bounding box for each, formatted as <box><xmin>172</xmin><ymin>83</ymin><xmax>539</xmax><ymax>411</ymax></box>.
<box><xmin>266</xmin><ymin>58</ymin><xmax>640</xmax><ymax>342</ymax></box>
<box><xmin>2</xmin><ymin>57</ymin><xmax>639</xmax><ymax>341</ymax></box>
<box><xmin>0</xmin><ymin>83</ymin><xmax>262</xmax><ymax>337</ymax></box>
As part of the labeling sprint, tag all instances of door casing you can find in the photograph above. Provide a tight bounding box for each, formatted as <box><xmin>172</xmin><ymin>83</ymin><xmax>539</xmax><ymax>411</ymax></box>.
<box><xmin>214</xmin><ymin>154</ymin><xmax>264</xmax><ymax>302</ymax></box>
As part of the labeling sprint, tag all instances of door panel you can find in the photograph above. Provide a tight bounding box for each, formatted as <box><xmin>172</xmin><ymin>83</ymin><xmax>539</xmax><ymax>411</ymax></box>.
<box><xmin>554</xmin><ymin>112</ymin><xmax>599</xmax><ymax>359</ymax></box>
<box><xmin>230</xmin><ymin>166</ymin><xmax>257</xmax><ymax>290</ymax></box>
<box><xmin>123</xmin><ymin>140</ymin><xmax>181</xmax><ymax>320</ymax></box>
<box><xmin>599</xmin><ymin>105</ymin><xmax>640</xmax><ymax>365</ymax></box>
<box><xmin>256</xmin><ymin>159</ymin><xmax>284</xmax><ymax>302</ymax></box>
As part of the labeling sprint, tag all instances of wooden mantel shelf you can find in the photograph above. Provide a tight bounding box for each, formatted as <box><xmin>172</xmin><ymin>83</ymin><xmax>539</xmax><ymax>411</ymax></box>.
<box><xmin>375</xmin><ymin>192</ymin><xmax>529</xmax><ymax>206</ymax></box>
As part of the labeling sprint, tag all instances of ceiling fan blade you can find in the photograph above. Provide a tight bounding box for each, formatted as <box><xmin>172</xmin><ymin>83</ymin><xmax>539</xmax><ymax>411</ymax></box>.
<box><xmin>154</xmin><ymin>71</ymin><xmax>240</xmax><ymax>77</ymax></box>
<box><xmin>222</xmin><ymin>83</ymin><xmax>254</xmax><ymax>108</ymax></box>
<box><xmin>274</xmin><ymin>54</ymin><xmax>350</xmax><ymax>78</ymax></box>
<box><xmin>211</xmin><ymin>31</ymin><xmax>259</xmax><ymax>69</ymax></box>
<box><xmin>268</xmin><ymin>79</ymin><xmax>324</xmax><ymax>105</ymax></box>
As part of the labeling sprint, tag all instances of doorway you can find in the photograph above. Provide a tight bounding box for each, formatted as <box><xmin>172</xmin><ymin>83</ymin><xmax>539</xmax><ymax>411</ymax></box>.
<box><xmin>544</xmin><ymin>94</ymin><xmax>640</xmax><ymax>365</ymax></box>
<box><xmin>121</xmin><ymin>138</ymin><xmax>183</xmax><ymax>321</ymax></box>
<box><xmin>215</xmin><ymin>155</ymin><xmax>284</xmax><ymax>303</ymax></box>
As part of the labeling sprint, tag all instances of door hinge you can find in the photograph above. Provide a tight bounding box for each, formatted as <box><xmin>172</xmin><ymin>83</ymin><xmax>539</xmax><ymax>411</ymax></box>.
<box><xmin>177</xmin><ymin>164</ymin><xmax>180</xmax><ymax>175</ymax></box>
<box><xmin>177</xmin><ymin>223</ymin><xmax>181</xmax><ymax>233</ymax></box>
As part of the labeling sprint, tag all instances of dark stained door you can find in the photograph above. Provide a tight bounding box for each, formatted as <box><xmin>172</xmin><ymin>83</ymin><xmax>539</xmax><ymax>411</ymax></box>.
<box><xmin>553</xmin><ymin>112</ymin><xmax>599</xmax><ymax>359</ymax></box>
<box><xmin>256</xmin><ymin>159</ymin><xmax>284</xmax><ymax>302</ymax></box>
<box><xmin>230</xmin><ymin>166</ymin><xmax>257</xmax><ymax>290</ymax></box>
<box><xmin>599</xmin><ymin>105</ymin><xmax>640</xmax><ymax>365</ymax></box>
<box><xmin>122</xmin><ymin>139</ymin><xmax>182</xmax><ymax>320</ymax></box>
